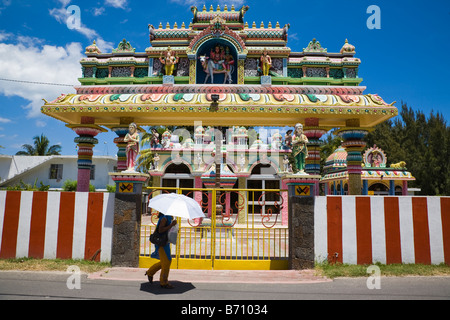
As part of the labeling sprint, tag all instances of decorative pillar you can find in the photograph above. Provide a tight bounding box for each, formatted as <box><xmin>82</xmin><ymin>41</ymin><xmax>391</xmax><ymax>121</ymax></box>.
<box><xmin>110</xmin><ymin>126</ymin><xmax>129</xmax><ymax>172</ymax></box>
<box><xmin>67</xmin><ymin>117</ymin><xmax>107</xmax><ymax>192</ymax></box>
<box><xmin>281</xmin><ymin>179</ymin><xmax>289</xmax><ymax>226</ymax></box>
<box><xmin>238</xmin><ymin>176</ymin><xmax>247</xmax><ymax>224</ymax></box>
<box><xmin>402</xmin><ymin>180</ymin><xmax>408</xmax><ymax>196</ymax></box>
<box><xmin>303</xmin><ymin>118</ymin><xmax>328</xmax><ymax>176</ymax></box>
<box><xmin>238</xmin><ymin>59</ymin><xmax>245</xmax><ymax>84</ymax></box>
<box><xmin>389</xmin><ymin>180</ymin><xmax>395</xmax><ymax>195</ymax></box>
<box><xmin>362</xmin><ymin>180</ymin><xmax>369</xmax><ymax>195</ymax></box>
<box><xmin>337</xmin><ymin>120</ymin><xmax>368</xmax><ymax>195</ymax></box>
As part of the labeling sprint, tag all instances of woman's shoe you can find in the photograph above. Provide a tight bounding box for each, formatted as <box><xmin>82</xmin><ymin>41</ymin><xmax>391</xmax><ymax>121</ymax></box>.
<box><xmin>144</xmin><ymin>271</ymin><xmax>153</xmax><ymax>284</ymax></box>
<box><xmin>160</xmin><ymin>283</ymin><xmax>175</xmax><ymax>289</ymax></box>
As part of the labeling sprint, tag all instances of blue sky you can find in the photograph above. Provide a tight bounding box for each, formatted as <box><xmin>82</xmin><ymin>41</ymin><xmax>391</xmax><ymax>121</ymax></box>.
<box><xmin>0</xmin><ymin>0</ymin><xmax>449</xmax><ymax>156</ymax></box>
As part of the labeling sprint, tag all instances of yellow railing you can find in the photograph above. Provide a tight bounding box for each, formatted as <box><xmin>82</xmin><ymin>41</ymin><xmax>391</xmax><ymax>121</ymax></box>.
<box><xmin>140</xmin><ymin>187</ymin><xmax>289</xmax><ymax>270</ymax></box>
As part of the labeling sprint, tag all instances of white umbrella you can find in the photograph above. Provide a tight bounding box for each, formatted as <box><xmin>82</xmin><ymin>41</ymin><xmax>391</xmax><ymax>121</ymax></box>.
<box><xmin>148</xmin><ymin>193</ymin><xmax>205</xmax><ymax>219</ymax></box>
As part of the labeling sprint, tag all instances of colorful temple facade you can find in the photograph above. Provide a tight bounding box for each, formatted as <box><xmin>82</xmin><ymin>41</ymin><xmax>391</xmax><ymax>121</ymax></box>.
<box><xmin>41</xmin><ymin>4</ymin><xmax>399</xmax><ymax>199</ymax></box>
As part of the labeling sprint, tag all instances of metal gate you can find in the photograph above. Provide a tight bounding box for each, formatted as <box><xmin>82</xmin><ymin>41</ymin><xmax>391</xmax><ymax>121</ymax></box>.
<box><xmin>140</xmin><ymin>187</ymin><xmax>289</xmax><ymax>270</ymax></box>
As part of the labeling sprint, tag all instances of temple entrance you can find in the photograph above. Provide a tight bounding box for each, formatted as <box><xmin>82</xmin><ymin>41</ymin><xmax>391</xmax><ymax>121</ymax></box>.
<box><xmin>140</xmin><ymin>186</ymin><xmax>289</xmax><ymax>270</ymax></box>
<box><xmin>369</xmin><ymin>182</ymin><xmax>389</xmax><ymax>195</ymax></box>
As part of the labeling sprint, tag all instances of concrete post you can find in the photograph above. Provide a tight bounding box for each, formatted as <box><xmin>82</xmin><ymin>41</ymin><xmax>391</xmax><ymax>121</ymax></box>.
<box><xmin>288</xmin><ymin>196</ymin><xmax>315</xmax><ymax>270</ymax></box>
<box><xmin>283</xmin><ymin>175</ymin><xmax>320</xmax><ymax>269</ymax></box>
<box><xmin>109</xmin><ymin>172</ymin><xmax>149</xmax><ymax>267</ymax></box>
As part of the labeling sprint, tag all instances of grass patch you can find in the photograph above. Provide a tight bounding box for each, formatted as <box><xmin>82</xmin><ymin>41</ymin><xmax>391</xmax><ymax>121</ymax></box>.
<box><xmin>315</xmin><ymin>262</ymin><xmax>450</xmax><ymax>279</ymax></box>
<box><xmin>0</xmin><ymin>258</ymin><xmax>110</xmax><ymax>273</ymax></box>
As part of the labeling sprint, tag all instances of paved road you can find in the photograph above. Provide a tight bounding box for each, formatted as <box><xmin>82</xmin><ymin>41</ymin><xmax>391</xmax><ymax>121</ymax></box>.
<box><xmin>0</xmin><ymin>271</ymin><xmax>449</xmax><ymax>302</ymax></box>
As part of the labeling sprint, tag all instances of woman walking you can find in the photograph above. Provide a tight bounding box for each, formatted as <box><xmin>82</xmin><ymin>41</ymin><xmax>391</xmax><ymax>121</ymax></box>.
<box><xmin>145</xmin><ymin>213</ymin><xmax>177</xmax><ymax>289</ymax></box>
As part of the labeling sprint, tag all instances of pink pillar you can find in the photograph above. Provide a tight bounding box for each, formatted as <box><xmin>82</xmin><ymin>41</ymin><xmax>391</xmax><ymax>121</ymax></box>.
<box><xmin>402</xmin><ymin>180</ymin><xmax>408</xmax><ymax>196</ymax></box>
<box><xmin>194</xmin><ymin>176</ymin><xmax>203</xmax><ymax>203</ymax></box>
<box><xmin>194</xmin><ymin>176</ymin><xmax>204</xmax><ymax>223</ymax></box>
<box><xmin>225</xmin><ymin>192</ymin><xmax>231</xmax><ymax>216</ymax></box>
<box><xmin>281</xmin><ymin>180</ymin><xmax>289</xmax><ymax>226</ymax></box>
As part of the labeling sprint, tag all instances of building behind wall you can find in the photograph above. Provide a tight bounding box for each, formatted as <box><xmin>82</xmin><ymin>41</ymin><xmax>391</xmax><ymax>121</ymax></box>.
<box><xmin>0</xmin><ymin>155</ymin><xmax>117</xmax><ymax>191</ymax></box>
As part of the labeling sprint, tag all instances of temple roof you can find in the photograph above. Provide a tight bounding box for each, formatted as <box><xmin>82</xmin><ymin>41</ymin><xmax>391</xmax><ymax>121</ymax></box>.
<box><xmin>42</xmin><ymin>84</ymin><xmax>396</xmax><ymax>128</ymax></box>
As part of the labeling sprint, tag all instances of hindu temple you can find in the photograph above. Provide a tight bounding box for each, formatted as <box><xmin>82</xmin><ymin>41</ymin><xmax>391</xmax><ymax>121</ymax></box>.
<box><xmin>41</xmin><ymin>4</ymin><xmax>399</xmax><ymax>197</ymax></box>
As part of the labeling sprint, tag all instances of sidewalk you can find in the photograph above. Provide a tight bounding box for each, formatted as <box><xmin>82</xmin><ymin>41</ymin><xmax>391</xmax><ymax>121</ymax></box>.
<box><xmin>88</xmin><ymin>268</ymin><xmax>331</xmax><ymax>284</ymax></box>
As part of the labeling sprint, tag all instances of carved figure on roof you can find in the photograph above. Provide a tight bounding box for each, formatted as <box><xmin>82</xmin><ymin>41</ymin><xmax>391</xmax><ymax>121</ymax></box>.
<box><xmin>114</xmin><ymin>39</ymin><xmax>135</xmax><ymax>53</ymax></box>
<box><xmin>303</xmin><ymin>38</ymin><xmax>327</xmax><ymax>53</ymax></box>
<box><xmin>291</xmin><ymin>123</ymin><xmax>309</xmax><ymax>174</ymax></box>
<box><xmin>390</xmin><ymin>161</ymin><xmax>406</xmax><ymax>169</ymax></box>
<box><xmin>239</xmin><ymin>5</ymin><xmax>250</xmax><ymax>23</ymax></box>
<box><xmin>260</xmin><ymin>48</ymin><xmax>272</xmax><ymax>76</ymax></box>
<box><xmin>148</xmin><ymin>24</ymin><xmax>156</xmax><ymax>41</ymax></box>
<box><xmin>124</xmin><ymin>123</ymin><xmax>140</xmax><ymax>172</ymax></box>
<box><xmin>363</xmin><ymin>145</ymin><xmax>387</xmax><ymax>168</ymax></box>
<box><xmin>282</xmin><ymin>23</ymin><xmax>290</xmax><ymax>41</ymax></box>
<box><xmin>159</xmin><ymin>47</ymin><xmax>179</xmax><ymax>76</ymax></box>
<box><xmin>199</xmin><ymin>43</ymin><xmax>234</xmax><ymax>84</ymax></box>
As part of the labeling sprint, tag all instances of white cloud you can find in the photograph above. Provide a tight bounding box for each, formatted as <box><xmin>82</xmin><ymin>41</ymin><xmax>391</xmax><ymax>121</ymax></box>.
<box><xmin>0</xmin><ymin>38</ymin><xmax>83</xmax><ymax>118</ymax></box>
<box><xmin>105</xmin><ymin>0</ymin><xmax>128</xmax><ymax>9</ymax></box>
<box><xmin>93</xmin><ymin>7</ymin><xmax>106</xmax><ymax>16</ymax></box>
<box><xmin>35</xmin><ymin>120</ymin><xmax>47</xmax><ymax>128</ymax></box>
<box><xmin>0</xmin><ymin>117</ymin><xmax>11</xmax><ymax>123</ymax></box>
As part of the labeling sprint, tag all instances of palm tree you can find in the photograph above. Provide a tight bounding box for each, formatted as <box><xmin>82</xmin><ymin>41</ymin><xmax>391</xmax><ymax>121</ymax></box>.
<box><xmin>16</xmin><ymin>134</ymin><xmax>62</xmax><ymax>156</ymax></box>
<box><xmin>136</xmin><ymin>148</ymin><xmax>153</xmax><ymax>173</ymax></box>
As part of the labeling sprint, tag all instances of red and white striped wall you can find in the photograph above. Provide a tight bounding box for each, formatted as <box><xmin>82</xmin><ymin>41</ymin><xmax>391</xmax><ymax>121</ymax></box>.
<box><xmin>315</xmin><ymin>196</ymin><xmax>450</xmax><ymax>265</ymax></box>
<box><xmin>0</xmin><ymin>191</ymin><xmax>114</xmax><ymax>262</ymax></box>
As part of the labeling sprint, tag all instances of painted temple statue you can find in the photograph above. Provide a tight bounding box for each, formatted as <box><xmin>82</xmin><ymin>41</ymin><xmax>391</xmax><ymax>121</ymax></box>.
<box><xmin>41</xmin><ymin>4</ymin><xmax>400</xmax><ymax>206</ymax></box>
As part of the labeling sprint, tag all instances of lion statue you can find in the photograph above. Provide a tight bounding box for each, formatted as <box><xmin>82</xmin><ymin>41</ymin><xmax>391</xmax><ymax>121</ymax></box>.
<box><xmin>390</xmin><ymin>161</ymin><xmax>406</xmax><ymax>169</ymax></box>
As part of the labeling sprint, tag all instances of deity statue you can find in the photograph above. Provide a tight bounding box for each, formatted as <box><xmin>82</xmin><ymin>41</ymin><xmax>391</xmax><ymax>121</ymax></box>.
<box><xmin>283</xmin><ymin>155</ymin><xmax>290</xmax><ymax>172</ymax></box>
<box><xmin>195</xmin><ymin>152</ymin><xmax>204</xmax><ymax>171</ymax></box>
<box><xmin>152</xmin><ymin>153</ymin><xmax>160</xmax><ymax>170</ymax></box>
<box><xmin>284</xmin><ymin>130</ymin><xmax>293</xmax><ymax>150</ymax></box>
<box><xmin>161</xmin><ymin>129</ymin><xmax>172</xmax><ymax>148</ymax></box>
<box><xmin>159</xmin><ymin>47</ymin><xmax>179</xmax><ymax>76</ymax></box>
<box><xmin>291</xmin><ymin>123</ymin><xmax>309</xmax><ymax>174</ymax></box>
<box><xmin>150</xmin><ymin>128</ymin><xmax>160</xmax><ymax>148</ymax></box>
<box><xmin>210</xmin><ymin>45</ymin><xmax>225</xmax><ymax>71</ymax></box>
<box><xmin>224</xmin><ymin>46</ymin><xmax>235</xmax><ymax>72</ymax></box>
<box><xmin>199</xmin><ymin>43</ymin><xmax>234</xmax><ymax>84</ymax></box>
<box><xmin>260</xmin><ymin>48</ymin><xmax>272</xmax><ymax>76</ymax></box>
<box><xmin>124</xmin><ymin>123</ymin><xmax>140</xmax><ymax>172</ymax></box>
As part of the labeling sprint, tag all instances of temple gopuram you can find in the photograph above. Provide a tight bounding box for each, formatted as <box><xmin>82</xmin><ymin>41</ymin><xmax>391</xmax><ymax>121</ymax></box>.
<box><xmin>41</xmin><ymin>4</ymin><xmax>398</xmax><ymax>196</ymax></box>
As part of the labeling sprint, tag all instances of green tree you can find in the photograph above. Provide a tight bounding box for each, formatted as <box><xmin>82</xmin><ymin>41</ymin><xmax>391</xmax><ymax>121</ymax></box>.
<box><xmin>365</xmin><ymin>103</ymin><xmax>449</xmax><ymax>196</ymax></box>
<box><xmin>16</xmin><ymin>134</ymin><xmax>61</xmax><ymax>156</ymax></box>
<box><xmin>320</xmin><ymin>130</ymin><xmax>343</xmax><ymax>175</ymax></box>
